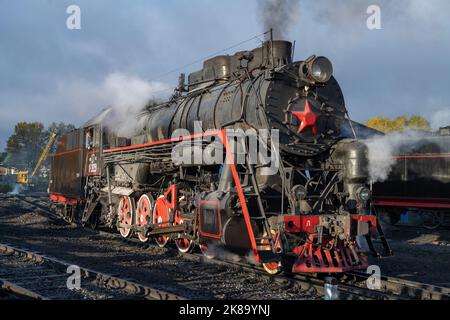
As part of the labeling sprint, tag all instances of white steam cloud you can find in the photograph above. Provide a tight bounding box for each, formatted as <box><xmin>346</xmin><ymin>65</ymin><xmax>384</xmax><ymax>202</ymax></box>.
<box><xmin>258</xmin><ymin>0</ymin><xmax>301</xmax><ymax>39</ymax></box>
<box><xmin>100</xmin><ymin>73</ymin><xmax>171</xmax><ymax>137</ymax></box>
<box><xmin>53</xmin><ymin>73</ymin><xmax>172</xmax><ymax>137</ymax></box>
<box><xmin>430</xmin><ymin>108</ymin><xmax>450</xmax><ymax>130</ymax></box>
<box><xmin>364</xmin><ymin>130</ymin><xmax>428</xmax><ymax>183</ymax></box>
<box><xmin>8</xmin><ymin>184</ymin><xmax>22</xmax><ymax>195</ymax></box>
<box><xmin>202</xmin><ymin>245</ymin><xmax>258</xmax><ymax>265</ymax></box>
<box><xmin>103</xmin><ymin>73</ymin><xmax>169</xmax><ymax>111</ymax></box>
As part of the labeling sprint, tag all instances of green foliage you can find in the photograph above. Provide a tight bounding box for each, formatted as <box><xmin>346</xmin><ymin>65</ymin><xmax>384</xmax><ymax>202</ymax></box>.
<box><xmin>47</xmin><ymin>122</ymin><xmax>76</xmax><ymax>153</ymax></box>
<box><xmin>366</xmin><ymin>115</ymin><xmax>431</xmax><ymax>133</ymax></box>
<box><xmin>5</xmin><ymin>122</ymin><xmax>46</xmax><ymax>170</ymax></box>
<box><xmin>3</xmin><ymin>121</ymin><xmax>76</xmax><ymax>172</ymax></box>
<box><xmin>0</xmin><ymin>152</ymin><xmax>6</xmax><ymax>164</ymax></box>
<box><xmin>47</xmin><ymin>122</ymin><xmax>76</xmax><ymax>136</ymax></box>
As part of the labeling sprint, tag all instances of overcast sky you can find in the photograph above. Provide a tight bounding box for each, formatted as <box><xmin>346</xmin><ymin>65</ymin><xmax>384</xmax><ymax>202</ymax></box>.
<box><xmin>1</xmin><ymin>0</ymin><xmax>450</xmax><ymax>149</ymax></box>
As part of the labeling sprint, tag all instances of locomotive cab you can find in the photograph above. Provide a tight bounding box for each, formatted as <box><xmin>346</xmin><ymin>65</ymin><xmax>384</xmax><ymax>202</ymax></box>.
<box><xmin>84</xmin><ymin>125</ymin><xmax>102</xmax><ymax>177</ymax></box>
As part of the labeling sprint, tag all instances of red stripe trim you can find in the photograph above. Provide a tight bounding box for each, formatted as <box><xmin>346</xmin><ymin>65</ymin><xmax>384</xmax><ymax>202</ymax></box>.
<box><xmin>373</xmin><ymin>200</ymin><xmax>450</xmax><ymax>209</ymax></box>
<box><xmin>219</xmin><ymin>130</ymin><xmax>260</xmax><ymax>262</ymax></box>
<box><xmin>395</xmin><ymin>153</ymin><xmax>450</xmax><ymax>159</ymax></box>
<box><xmin>285</xmin><ymin>216</ymin><xmax>377</xmax><ymax>233</ymax></box>
<box><xmin>103</xmin><ymin>130</ymin><xmax>222</xmax><ymax>154</ymax></box>
<box><xmin>49</xmin><ymin>192</ymin><xmax>81</xmax><ymax>199</ymax></box>
<box><xmin>52</xmin><ymin>148</ymin><xmax>81</xmax><ymax>157</ymax></box>
<box><xmin>199</xmin><ymin>200</ymin><xmax>222</xmax><ymax>239</ymax></box>
<box><xmin>372</xmin><ymin>196</ymin><xmax>450</xmax><ymax>202</ymax></box>
<box><xmin>50</xmin><ymin>194</ymin><xmax>78</xmax><ymax>205</ymax></box>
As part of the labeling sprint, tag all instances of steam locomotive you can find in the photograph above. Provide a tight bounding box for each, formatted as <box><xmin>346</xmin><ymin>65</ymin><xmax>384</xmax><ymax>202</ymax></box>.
<box><xmin>49</xmin><ymin>40</ymin><xmax>380</xmax><ymax>274</ymax></box>
<box><xmin>373</xmin><ymin>127</ymin><xmax>450</xmax><ymax>229</ymax></box>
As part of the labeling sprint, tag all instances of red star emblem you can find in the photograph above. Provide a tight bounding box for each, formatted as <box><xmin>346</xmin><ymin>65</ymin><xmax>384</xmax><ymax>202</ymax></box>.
<box><xmin>292</xmin><ymin>100</ymin><xmax>321</xmax><ymax>134</ymax></box>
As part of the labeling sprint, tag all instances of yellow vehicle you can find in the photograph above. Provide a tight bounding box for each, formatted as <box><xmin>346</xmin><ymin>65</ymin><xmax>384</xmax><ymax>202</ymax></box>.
<box><xmin>17</xmin><ymin>171</ymin><xmax>29</xmax><ymax>184</ymax></box>
<box><xmin>0</xmin><ymin>133</ymin><xmax>57</xmax><ymax>188</ymax></box>
<box><xmin>16</xmin><ymin>133</ymin><xmax>57</xmax><ymax>186</ymax></box>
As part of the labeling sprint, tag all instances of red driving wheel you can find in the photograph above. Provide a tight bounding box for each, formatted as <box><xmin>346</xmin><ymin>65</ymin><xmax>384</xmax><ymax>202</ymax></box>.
<box><xmin>175</xmin><ymin>217</ymin><xmax>194</xmax><ymax>254</ymax></box>
<box><xmin>136</xmin><ymin>194</ymin><xmax>153</xmax><ymax>243</ymax></box>
<box><xmin>261</xmin><ymin>230</ymin><xmax>282</xmax><ymax>275</ymax></box>
<box><xmin>118</xmin><ymin>196</ymin><xmax>134</xmax><ymax>238</ymax></box>
<box><xmin>153</xmin><ymin>196</ymin><xmax>170</xmax><ymax>247</ymax></box>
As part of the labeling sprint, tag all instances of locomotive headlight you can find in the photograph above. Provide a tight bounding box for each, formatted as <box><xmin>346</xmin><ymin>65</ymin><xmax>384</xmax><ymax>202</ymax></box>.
<box><xmin>300</xmin><ymin>56</ymin><xmax>334</xmax><ymax>84</ymax></box>
<box><xmin>357</xmin><ymin>187</ymin><xmax>371</xmax><ymax>202</ymax></box>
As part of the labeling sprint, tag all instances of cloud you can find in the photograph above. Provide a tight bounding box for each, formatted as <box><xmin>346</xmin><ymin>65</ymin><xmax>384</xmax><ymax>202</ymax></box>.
<box><xmin>430</xmin><ymin>109</ymin><xmax>450</xmax><ymax>130</ymax></box>
<box><xmin>46</xmin><ymin>73</ymin><xmax>172</xmax><ymax>125</ymax></box>
<box><xmin>1</xmin><ymin>0</ymin><xmax>450</xmax><ymax>150</ymax></box>
<box><xmin>304</xmin><ymin>0</ymin><xmax>450</xmax><ymax>29</ymax></box>
<box><xmin>0</xmin><ymin>73</ymin><xmax>171</xmax><ymax>148</ymax></box>
<box><xmin>102</xmin><ymin>73</ymin><xmax>170</xmax><ymax>109</ymax></box>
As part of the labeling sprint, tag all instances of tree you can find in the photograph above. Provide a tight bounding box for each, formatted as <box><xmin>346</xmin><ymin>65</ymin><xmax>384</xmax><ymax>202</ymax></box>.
<box><xmin>3</xmin><ymin>121</ymin><xmax>76</xmax><ymax>171</ymax></box>
<box><xmin>4</xmin><ymin>122</ymin><xmax>46</xmax><ymax>170</ymax></box>
<box><xmin>47</xmin><ymin>122</ymin><xmax>76</xmax><ymax>136</ymax></box>
<box><xmin>47</xmin><ymin>122</ymin><xmax>76</xmax><ymax>153</ymax></box>
<box><xmin>408</xmin><ymin>115</ymin><xmax>431</xmax><ymax>131</ymax></box>
<box><xmin>366</xmin><ymin>115</ymin><xmax>430</xmax><ymax>133</ymax></box>
<box><xmin>0</xmin><ymin>152</ymin><xmax>6</xmax><ymax>164</ymax></box>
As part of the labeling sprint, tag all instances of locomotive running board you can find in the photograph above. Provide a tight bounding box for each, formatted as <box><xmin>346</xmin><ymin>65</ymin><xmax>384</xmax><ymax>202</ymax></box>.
<box><xmin>257</xmin><ymin>250</ymin><xmax>281</xmax><ymax>263</ymax></box>
<box><xmin>147</xmin><ymin>225</ymin><xmax>186</xmax><ymax>236</ymax></box>
<box><xmin>115</xmin><ymin>223</ymin><xmax>186</xmax><ymax>236</ymax></box>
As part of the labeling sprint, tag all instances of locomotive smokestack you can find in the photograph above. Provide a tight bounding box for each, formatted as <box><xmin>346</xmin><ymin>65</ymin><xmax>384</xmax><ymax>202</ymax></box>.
<box><xmin>258</xmin><ymin>0</ymin><xmax>300</xmax><ymax>40</ymax></box>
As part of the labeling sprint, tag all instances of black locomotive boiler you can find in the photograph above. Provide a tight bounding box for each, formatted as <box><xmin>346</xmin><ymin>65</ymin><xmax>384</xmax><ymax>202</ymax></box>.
<box><xmin>49</xmin><ymin>40</ymin><xmax>379</xmax><ymax>274</ymax></box>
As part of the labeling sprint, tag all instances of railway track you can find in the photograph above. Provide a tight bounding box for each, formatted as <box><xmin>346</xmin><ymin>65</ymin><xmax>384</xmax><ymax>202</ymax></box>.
<box><xmin>0</xmin><ymin>243</ymin><xmax>184</xmax><ymax>300</ymax></box>
<box><xmin>342</xmin><ymin>271</ymin><xmax>450</xmax><ymax>300</ymax></box>
<box><xmin>98</xmin><ymin>229</ymin><xmax>450</xmax><ymax>300</ymax></box>
<box><xmin>184</xmin><ymin>250</ymin><xmax>450</xmax><ymax>300</ymax></box>
<box><xmin>0</xmin><ymin>194</ymin><xmax>61</xmax><ymax>222</ymax></box>
<box><xmin>3</xmin><ymin>194</ymin><xmax>450</xmax><ymax>300</ymax></box>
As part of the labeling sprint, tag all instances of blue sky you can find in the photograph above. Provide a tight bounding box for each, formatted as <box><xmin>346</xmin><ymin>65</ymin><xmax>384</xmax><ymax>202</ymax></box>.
<box><xmin>1</xmin><ymin>0</ymin><xmax>450</xmax><ymax>149</ymax></box>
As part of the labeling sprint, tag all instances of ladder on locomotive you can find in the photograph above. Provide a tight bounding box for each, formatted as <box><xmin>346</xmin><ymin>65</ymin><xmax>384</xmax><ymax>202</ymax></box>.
<box><xmin>81</xmin><ymin>176</ymin><xmax>99</xmax><ymax>227</ymax></box>
<box><xmin>237</xmin><ymin>140</ymin><xmax>280</xmax><ymax>263</ymax></box>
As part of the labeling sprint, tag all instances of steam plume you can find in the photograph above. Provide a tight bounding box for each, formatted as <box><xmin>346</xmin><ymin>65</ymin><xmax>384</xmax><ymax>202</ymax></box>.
<box><xmin>52</xmin><ymin>73</ymin><xmax>171</xmax><ymax>138</ymax></box>
<box><xmin>101</xmin><ymin>73</ymin><xmax>171</xmax><ymax>137</ymax></box>
<box><xmin>430</xmin><ymin>108</ymin><xmax>450</xmax><ymax>130</ymax></box>
<box><xmin>364</xmin><ymin>130</ymin><xmax>428</xmax><ymax>183</ymax></box>
<box><xmin>258</xmin><ymin>0</ymin><xmax>300</xmax><ymax>39</ymax></box>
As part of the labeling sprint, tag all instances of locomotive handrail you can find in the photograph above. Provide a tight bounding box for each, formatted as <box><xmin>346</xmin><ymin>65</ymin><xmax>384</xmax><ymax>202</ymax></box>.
<box><xmin>103</xmin><ymin>130</ymin><xmax>222</xmax><ymax>154</ymax></box>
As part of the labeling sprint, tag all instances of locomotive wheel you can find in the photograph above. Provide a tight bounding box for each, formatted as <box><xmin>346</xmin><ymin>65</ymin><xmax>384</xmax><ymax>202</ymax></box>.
<box><xmin>153</xmin><ymin>196</ymin><xmax>170</xmax><ymax>248</ymax></box>
<box><xmin>175</xmin><ymin>219</ymin><xmax>194</xmax><ymax>254</ymax></box>
<box><xmin>199</xmin><ymin>243</ymin><xmax>216</xmax><ymax>260</ymax></box>
<box><xmin>136</xmin><ymin>194</ymin><xmax>154</xmax><ymax>242</ymax></box>
<box><xmin>423</xmin><ymin>212</ymin><xmax>442</xmax><ymax>230</ymax></box>
<box><xmin>261</xmin><ymin>230</ymin><xmax>282</xmax><ymax>275</ymax></box>
<box><xmin>118</xmin><ymin>196</ymin><xmax>134</xmax><ymax>239</ymax></box>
